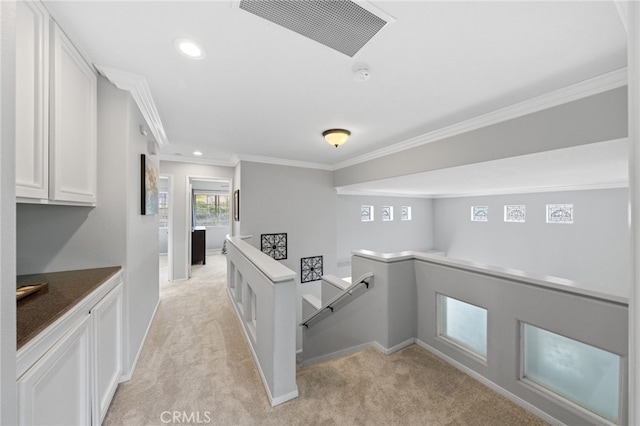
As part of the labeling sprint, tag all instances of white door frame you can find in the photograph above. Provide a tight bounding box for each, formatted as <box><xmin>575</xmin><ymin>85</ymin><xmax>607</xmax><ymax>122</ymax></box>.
<box><xmin>184</xmin><ymin>176</ymin><xmax>233</xmax><ymax>278</ymax></box>
<box><xmin>159</xmin><ymin>174</ymin><xmax>173</xmax><ymax>282</ymax></box>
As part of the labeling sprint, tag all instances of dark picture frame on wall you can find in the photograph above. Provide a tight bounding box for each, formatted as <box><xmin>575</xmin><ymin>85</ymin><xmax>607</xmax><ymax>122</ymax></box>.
<box><xmin>234</xmin><ymin>189</ymin><xmax>240</xmax><ymax>221</ymax></box>
<box><xmin>141</xmin><ymin>154</ymin><xmax>159</xmax><ymax>215</ymax></box>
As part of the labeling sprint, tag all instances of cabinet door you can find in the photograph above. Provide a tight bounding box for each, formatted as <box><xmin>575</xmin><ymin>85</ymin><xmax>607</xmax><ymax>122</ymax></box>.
<box><xmin>91</xmin><ymin>282</ymin><xmax>123</xmax><ymax>425</ymax></box>
<box><xmin>49</xmin><ymin>23</ymin><xmax>97</xmax><ymax>205</ymax></box>
<box><xmin>15</xmin><ymin>1</ymin><xmax>49</xmax><ymax>199</ymax></box>
<box><xmin>18</xmin><ymin>316</ymin><xmax>92</xmax><ymax>426</ymax></box>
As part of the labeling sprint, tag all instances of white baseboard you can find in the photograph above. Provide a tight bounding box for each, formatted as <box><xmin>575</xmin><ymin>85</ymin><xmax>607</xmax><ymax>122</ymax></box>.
<box><xmin>300</xmin><ymin>342</ymin><xmax>376</xmax><ymax>368</ymax></box>
<box><xmin>302</xmin><ymin>338</ymin><xmax>415</xmax><ymax>368</ymax></box>
<box><xmin>119</xmin><ymin>298</ymin><xmax>160</xmax><ymax>382</ymax></box>
<box><xmin>271</xmin><ymin>389</ymin><xmax>300</xmax><ymax>407</ymax></box>
<box><xmin>381</xmin><ymin>338</ymin><xmax>416</xmax><ymax>355</ymax></box>
<box><xmin>414</xmin><ymin>339</ymin><xmax>562</xmax><ymax>426</ymax></box>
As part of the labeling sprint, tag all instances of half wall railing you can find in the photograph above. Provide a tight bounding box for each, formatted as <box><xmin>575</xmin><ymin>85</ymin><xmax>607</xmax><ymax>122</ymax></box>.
<box><xmin>301</xmin><ymin>249</ymin><xmax>628</xmax><ymax>425</ymax></box>
<box><xmin>225</xmin><ymin>236</ymin><xmax>298</xmax><ymax>406</ymax></box>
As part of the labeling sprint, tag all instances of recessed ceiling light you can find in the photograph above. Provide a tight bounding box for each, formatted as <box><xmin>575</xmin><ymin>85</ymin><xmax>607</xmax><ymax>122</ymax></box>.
<box><xmin>193</xmin><ymin>151</ymin><xmax>203</xmax><ymax>156</ymax></box>
<box><xmin>174</xmin><ymin>38</ymin><xmax>206</xmax><ymax>60</ymax></box>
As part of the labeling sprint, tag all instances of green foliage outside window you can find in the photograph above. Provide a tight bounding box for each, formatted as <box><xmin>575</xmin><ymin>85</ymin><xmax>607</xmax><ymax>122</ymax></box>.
<box><xmin>194</xmin><ymin>194</ymin><xmax>230</xmax><ymax>227</ymax></box>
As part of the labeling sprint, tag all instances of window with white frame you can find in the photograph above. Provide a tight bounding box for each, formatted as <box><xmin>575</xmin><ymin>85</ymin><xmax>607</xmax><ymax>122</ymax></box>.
<box><xmin>361</xmin><ymin>205</ymin><xmax>374</xmax><ymax>222</ymax></box>
<box><xmin>194</xmin><ymin>193</ymin><xmax>230</xmax><ymax>227</ymax></box>
<box><xmin>382</xmin><ymin>206</ymin><xmax>394</xmax><ymax>221</ymax></box>
<box><xmin>159</xmin><ymin>192</ymin><xmax>169</xmax><ymax>228</ymax></box>
<box><xmin>522</xmin><ymin>323</ymin><xmax>620</xmax><ymax>423</ymax></box>
<box><xmin>438</xmin><ymin>294</ymin><xmax>487</xmax><ymax>359</ymax></box>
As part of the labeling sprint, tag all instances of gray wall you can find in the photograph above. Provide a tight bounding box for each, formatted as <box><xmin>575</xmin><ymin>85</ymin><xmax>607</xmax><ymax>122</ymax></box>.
<box><xmin>336</xmin><ymin>195</ymin><xmax>434</xmax><ymax>276</ymax></box>
<box><xmin>16</xmin><ymin>78</ymin><xmax>160</xmax><ymax>376</ymax></box>
<box><xmin>159</xmin><ymin>160</ymin><xmax>234</xmax><ymax>281</ymax></box>
<box><xmin>334</xmin><ymin>88</ymin><xmax>627</xmax><ymax>187</ymax></box>
<box><xmin>238</xmin><ymin>161</ymin><xmax>337</xmax><ymax>350</ymax></box>
<box><xmin>0</xmin><ymin>2</ymin><xmax>17</xmax><ymax>422</ymax></box>
<box><xmin>414</xmin><ymin>258</ymin><xmax>628</xmax><ymax>425</ymax></box>
<box><xmin>120</xmin><ymin>84</ymin><xmax>161</xmax><ymax>375</ymax></box>
<box><xmin>16</xmin><ymin>80</ymin><xmax>129</xmax><ymax>274</ymax></box>
<box><xmin>433</xmin><ymin>188</ymin><xmax>630</xmax><ymax>292</ymax></box>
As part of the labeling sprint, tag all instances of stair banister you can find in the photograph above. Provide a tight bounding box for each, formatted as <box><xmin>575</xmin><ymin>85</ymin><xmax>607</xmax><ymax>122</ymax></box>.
<box><xmin>299</xmin><ymin>272</ymin><xmax>374</xmax><ymax>328</ymax></box>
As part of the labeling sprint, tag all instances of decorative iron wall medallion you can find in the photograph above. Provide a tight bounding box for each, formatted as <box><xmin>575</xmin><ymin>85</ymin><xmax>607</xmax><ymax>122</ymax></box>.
<box><xmin>261</xmin><ymin>233</ymin><xmax>287</xmax><ymax>260</ymax></box>
<box><xmin>301</xmin><ymin>256</ymin><xmax>323</xmax><ymax>283</ymax></box>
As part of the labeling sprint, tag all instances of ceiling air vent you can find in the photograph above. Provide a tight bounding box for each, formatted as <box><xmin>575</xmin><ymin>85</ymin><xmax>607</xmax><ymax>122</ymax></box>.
<box><xmin>239</xmin><ymin>0</ymin><xmax>389</xmax><ymax>57</ymax></box>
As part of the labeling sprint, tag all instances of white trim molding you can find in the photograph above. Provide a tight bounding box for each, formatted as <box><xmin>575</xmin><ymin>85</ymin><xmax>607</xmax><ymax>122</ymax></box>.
<box><xmin>333</xmin><ymin>68</ymin><xmax>628</xmax><ymax>170</ymax></box>
<box><xmin>415</xmin><ymin>339</ymin><xmax>562</xmax><ymax>426</ymax></box>
<box><xmin>235</xmin><ymin>153</ymin><xmax>333</xmax><ymax>171</ymax></box>
<box><xmin>159</xmin><ymin>154</ymin><xmax>237</xmax><ymax>168</ymax></box>
<box><xmin>94</xmin><ymin>64</ymin><xmax>168</xmax><ymax>146</ymax></box>
<box><xmin>132</xmin><ymin>67</ymin><xmax>625</xmax><ymax>179</ymax></box>
<box><xmin>615</xmin><ymin>1</ymin><xmax>628</xmax><ymax>34</ymax></box>
<box><xmin>119</xmin><ymin>298</ymin><xmax>160</xmax><ymax>382</ymax></box>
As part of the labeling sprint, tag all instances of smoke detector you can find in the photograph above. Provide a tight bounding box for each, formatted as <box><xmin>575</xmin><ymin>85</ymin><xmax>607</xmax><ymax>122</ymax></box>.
<box><xmin>353</xmin><ymin>64</ymin><xmax>371</xmax><ymax>82</ymax></box>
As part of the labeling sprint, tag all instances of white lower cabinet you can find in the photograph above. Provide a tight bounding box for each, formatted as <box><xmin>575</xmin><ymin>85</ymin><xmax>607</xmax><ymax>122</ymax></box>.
<box><xmin>17</xmin><ymin>276</ymin><xmax>123</xmax><ymax>425</ymax></box>
<box><xmin>18</xmin><ymin>316</ymin><xmax>92</xmax><ymax>426</ymax></box>
<box><xmin>91</xmin><ymin>283</ymin><xmax>123</xmax><ymax>425</ymax></box>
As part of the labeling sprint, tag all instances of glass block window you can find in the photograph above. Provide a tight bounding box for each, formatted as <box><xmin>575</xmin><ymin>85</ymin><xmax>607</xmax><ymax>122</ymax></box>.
<box><xmin>504</xmin><ymin>205</ymin><xmax>525</xmax><ymax>223</ymax></box>
<box><xmin>438</xmin><ymin>295</ymin><xmax>487</xmax><ymax>358</ymax></box>
<box><xmin>546</xmin><ymin>204</ymin><xmax>574</xmax><ymax>224</ymax></box>
<box><xmin>159</xmin><ymin>192</ymin><xmax>169</xmax><ymax>228</ymax></box>
<box><xmin>471</xmin><ymin>206</ymin><xmax>488</xmax><ymax>222</ymax></box>
<box><xmin>361</xmin><ymin>205</ymin><xmax>374</xmax><ymax>222</ymax></box>
<box><xmin>523</xmin><ymin>324</ymin><xmax>620</xmax><ymax>423</ymax></box>
<box><xmin>382</xmin><ymin>206</ymin><xmax>394</xmax><ymax>221</ymax></box>
<box><xmin>401</xmin><ymin>206</ymin><xmax>412</xmax><ymax>221</ymax></box>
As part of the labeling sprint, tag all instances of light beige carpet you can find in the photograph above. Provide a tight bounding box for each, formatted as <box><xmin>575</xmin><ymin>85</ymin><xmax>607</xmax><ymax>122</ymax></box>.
<box><xmin>104</xmin><ymin>253</ymin><xmax>547</xmax><ymax>426</ymax></box>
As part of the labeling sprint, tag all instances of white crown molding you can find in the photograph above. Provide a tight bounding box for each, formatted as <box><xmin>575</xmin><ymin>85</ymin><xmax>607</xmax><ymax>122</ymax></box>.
<box><xmin>158</xmin><ymin>152</ymin><xmax>332</xmax><ymax>170</ymax></box>
<box><xmin>336</xmin><ymin>181</ymin><xmax>628</xmax><ymax>200</ymax></box>
<box><xmin>95</xmin><ymin>64</ymin><xmax>168</xmax><ymax>146</ymax></box>
<box><xmin>335</xmin><ymin>189</ymin><xmax>433</xmax><ymax>198</ymax></box>
<box><xmin>615</xmin><ymin>1</ymin><xmax>628</xmax><ymax>33</ymax></box>
<box><xmin>229</xmin><ymin>154</ymin><xmax>241</xmax><ymax>167</ymax></box>
<box><xmin>332</xmin><ymin>67</ymin><xmax>628</xmax><ymax>170</ymax></box>
<box><xmin>159</xmin><ymin>154</ymin><xmax>237</xmax><ymax>167</ymax></box>
<box><xmin>235</xmin><ymin>154</ymin><xmax>334</xmax><ymax>171</ymax></box>
<box><xmin>428</xmin><ymin>181</ymin><xmax>629</xmax><ymax>199</ymax></box>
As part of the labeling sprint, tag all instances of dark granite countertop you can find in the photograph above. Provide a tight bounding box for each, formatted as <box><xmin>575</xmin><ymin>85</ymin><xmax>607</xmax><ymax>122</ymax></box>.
<box><xmin>17</xmin><ymin>266</ymin><xmax>122</xmax><ymax>350</ymax></box>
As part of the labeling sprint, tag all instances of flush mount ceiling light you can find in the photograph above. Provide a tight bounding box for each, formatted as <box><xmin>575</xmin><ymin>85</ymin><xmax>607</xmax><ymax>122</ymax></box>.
<box><xmin>174</xmin><ymin>38</ymin><xmax>206</xmax><ymax>60</ymax></box>
<box><xmin>193</xmin><ymin>151</ymin><xmax>203</xmax><ymax>156</ymax></box>
<box><xmin>323</xmin><ymin>129</ymin><xmax>350</xmax><ymax>148</ymax></box>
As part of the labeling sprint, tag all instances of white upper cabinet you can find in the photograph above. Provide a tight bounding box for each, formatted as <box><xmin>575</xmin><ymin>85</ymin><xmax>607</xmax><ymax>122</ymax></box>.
<box><xmin>15</xmin><ymin>1</ymin><xmax>49</xmax><ymax>199</ymax></box>
<box><xmin>49</xmin><ymin>23</ymin><xmax>97</xmax><ymax>205</ymax></box>
<box><xmin>15</xmin><ymin>4</ymin><xmax>97</xmax><ymax>206</ymax></box>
